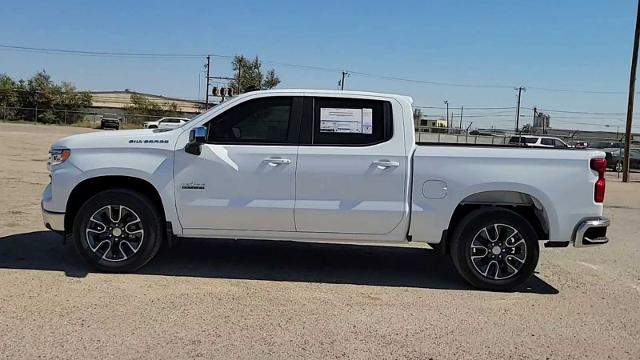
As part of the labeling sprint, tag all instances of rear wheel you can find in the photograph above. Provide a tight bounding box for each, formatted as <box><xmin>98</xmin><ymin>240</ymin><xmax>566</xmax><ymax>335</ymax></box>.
<box><xmin>72</xmin><ymin>189</ymin><xmax>163</xmax><ymax>272</ymax></box>
<box><xmin>450</xmin><ymin>208</ymin><xmax>539</xmax><ymax>291</ymax></box>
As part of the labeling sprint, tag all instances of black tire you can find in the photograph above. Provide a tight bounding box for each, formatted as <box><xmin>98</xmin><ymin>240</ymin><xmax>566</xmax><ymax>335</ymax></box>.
<box><xmin>72</xmin><ymin>189</ymin><xmax>164</xmax><ymax>272</ymax></box>
<box><xmin>615</xmin><ymin>161</ymin><xmax>623</xmax><ymax>172</ymax></box>
<box><xmin>149</xmin><ymin>125</ymin><xmax>157</xmax><ymax>129</ymax></box>
<box><xmin>450</xmin><ymin>208</ymin><xmax>539</xmax><ymax>291</ymax></box>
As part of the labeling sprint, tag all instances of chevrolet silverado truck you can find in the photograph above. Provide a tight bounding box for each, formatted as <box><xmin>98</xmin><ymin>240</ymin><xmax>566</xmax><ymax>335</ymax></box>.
<box><xmin>42</xmin><ymin>90</ymin><xmax>609</xmax><ymax>290</ymax></box>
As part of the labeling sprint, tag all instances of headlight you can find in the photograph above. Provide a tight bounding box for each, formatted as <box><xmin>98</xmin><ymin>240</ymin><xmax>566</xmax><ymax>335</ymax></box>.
<box><xmin>48</xmin><ymin>148</ymin><xmax>71</xmax><ymax>167</ymax></box>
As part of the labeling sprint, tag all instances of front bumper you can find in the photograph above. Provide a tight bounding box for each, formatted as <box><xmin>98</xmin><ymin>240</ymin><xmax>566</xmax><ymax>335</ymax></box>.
<box><xmin>42</xmin><ymin>205</ymin><xmax>65</xmax><ymax>232</ymax></box>
<box><xmin>572</xmin><ymin>217</ymin><xmax>609</xmax><ymax>247</ymax></box>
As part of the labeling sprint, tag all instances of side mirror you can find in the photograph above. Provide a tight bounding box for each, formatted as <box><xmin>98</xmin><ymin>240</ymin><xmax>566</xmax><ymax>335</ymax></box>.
<box><xmin>185</xmin><ymin>126</ymin><xmax>207</xmax><ymax>155</ymax></box>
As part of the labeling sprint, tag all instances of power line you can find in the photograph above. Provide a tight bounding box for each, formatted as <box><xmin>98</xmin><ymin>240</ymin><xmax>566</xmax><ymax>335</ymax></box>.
<box><xmin>2</xmin><ymin>43</ymin><xmax>635</xmax><ymax>95</ymax></box>
<box><xmin>527</xmin><ymin>86</ymin><xmax>628</xmax><ymax>95</ymax></box>
<box><xmin>0</xmin><ymin>44</ymin><xmax>211</xmax><ymax>59</ymax></box>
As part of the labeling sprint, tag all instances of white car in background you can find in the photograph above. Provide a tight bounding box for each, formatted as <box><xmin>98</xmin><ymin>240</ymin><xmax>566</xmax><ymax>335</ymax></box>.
<box><xmin>143</xmin><ymin>117</ymin><xmax>190</xmax><ymax>129</ymax></box>
<box><xmin>509</xmin><ymin>135</ymin><xmax>571</xmax><ymax>148</ymax></box>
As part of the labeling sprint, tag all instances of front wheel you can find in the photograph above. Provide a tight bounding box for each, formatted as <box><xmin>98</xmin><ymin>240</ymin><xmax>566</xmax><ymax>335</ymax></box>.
<box><xmin>615</xmin><ymin>161</ymin><xmax>623</xmax><ymax>172</ymax></box>
<box><xmin>450</xmin><ymin>208</ymin><xmax>539</xmax><ymax>291</ymax></box>
<box><xmin>72</xmin><ymin>189</ymin><xmax>164</xmax><ymax>272</ymax></box>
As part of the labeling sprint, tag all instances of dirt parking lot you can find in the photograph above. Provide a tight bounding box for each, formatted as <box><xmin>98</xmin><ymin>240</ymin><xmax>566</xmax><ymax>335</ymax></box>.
<box><xmin>0</xmin><ymin>122</ymin><xmax>639</xmax><ymax>359</ymax></box>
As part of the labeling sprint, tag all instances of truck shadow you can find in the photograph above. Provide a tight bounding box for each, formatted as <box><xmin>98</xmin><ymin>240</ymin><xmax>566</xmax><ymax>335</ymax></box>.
<box><xmin>0</xmin><ymin>231</ymin><xmax>558</xmax><ymax>294</ymax></box>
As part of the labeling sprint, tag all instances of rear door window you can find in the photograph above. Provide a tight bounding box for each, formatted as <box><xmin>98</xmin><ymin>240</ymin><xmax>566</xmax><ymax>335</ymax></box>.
<box><xmin>309</xmin><ymin>97</ymin><xmax>392</xmax><ymax>146</ymax></box>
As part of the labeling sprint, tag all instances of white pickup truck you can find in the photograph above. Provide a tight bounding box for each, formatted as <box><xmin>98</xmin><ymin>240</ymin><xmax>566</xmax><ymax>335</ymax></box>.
<box><xmin>42</xmin><ymin>89</ymin><xmax>609</xmax><ymax>290</ymax></box>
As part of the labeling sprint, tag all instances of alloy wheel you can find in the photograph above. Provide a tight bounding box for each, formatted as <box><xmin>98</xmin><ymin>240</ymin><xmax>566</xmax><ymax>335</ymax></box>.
<box><xmin>85</xmin><ymin>205</ymin><xmax>144</xmax><ymax>262</ymax></box>
<box><xmin>469</xmin><ymin>223</ymin><xmax>527</xmax><ymax>280</ymax></box>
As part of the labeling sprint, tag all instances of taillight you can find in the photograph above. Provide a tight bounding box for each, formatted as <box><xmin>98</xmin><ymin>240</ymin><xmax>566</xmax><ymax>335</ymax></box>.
<box><xmin>591</xmin><ymin>158</ymin><xmax>606</xmax><ymax>203</ymax></box>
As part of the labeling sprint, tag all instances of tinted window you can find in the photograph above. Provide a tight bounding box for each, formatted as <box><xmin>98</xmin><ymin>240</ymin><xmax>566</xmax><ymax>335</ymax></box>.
<box><xmin>541</xmin><ymin>138</ymin><xmax>554</xmax><ymax>146</ymax></box>
<box><xmin>553</xmin><ymin>139</ymin><xmax>568</xmax><ymax>148</ymax></box>
<box><xmin>207</xmin><ymin>97</ymin><xmax>293</xmax><ymax>144</ymax></box>
<box><xmin>312</xmin><ymin>97</ymin><xmax>391</xmax><ymax>146</ymax></box>
<box><xmin>509</xmin><ymin>137</ymin><xmax>537</xmax><ymax>144</ymax></box>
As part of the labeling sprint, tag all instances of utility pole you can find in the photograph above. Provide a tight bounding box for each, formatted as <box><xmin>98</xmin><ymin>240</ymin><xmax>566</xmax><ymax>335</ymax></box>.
<box><xmin>204</xmin><ymin>55</ymin><xmax>211</xmax><ymax>110</ymax></box>
<box><xmin>514</xmin><ymin>87</ymin><xmax>526</xmax><ymax>134</ymax></box>
<box><xmin>340</xmin><ymin>71</ymin><xmax>349</xmax><ymax>90</ymax></box>
<box><xmin>623</xmin><ymin>0</ymin><xmax>640</xmax><ymax>182</ymax></box>
<box><xmin>459</xmin><ymin>106</ymin><xmax>464</xmax><ymax>130</ymax></box>
<box><xmin>443</xmin><ymin>100</ymin><xmax>449</xmax><ymax>129</ymax></box>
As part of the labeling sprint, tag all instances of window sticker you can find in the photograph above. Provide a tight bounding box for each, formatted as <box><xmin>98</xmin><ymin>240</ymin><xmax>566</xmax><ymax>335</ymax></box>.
<box><xmin>320</xmin><ymin>108</ymin><xmax>373</xmax><ymax>134</ymax></box>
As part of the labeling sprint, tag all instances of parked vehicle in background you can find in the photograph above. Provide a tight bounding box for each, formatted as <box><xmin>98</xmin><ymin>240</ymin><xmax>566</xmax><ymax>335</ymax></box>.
<box><xmin>100</xmin><ymin>116</ymin><xmax>121</xmax><ymax>130</ymax></box>
<box><xmin>605</xmin><ymin>148</ymin><xmax>640</xmax><ymax>172</ymax></box>
<box><xmin>143</xmin><ymin>117</ymin><xmax>190</xmax><ymax>129</ymax></box>
<box><xmin>42</xmin><ymin>89</ymin><xmax>609</xmax><ymax>291</ymax></box>
<box><xmin>508</xmin><ymin>135</ymin><xmax>571</xmax><ymax>148</ymax></box>
<box><xmin>589</xmin><ymin>140</ymin><xmax>624</xmax><ymax>150</ymax></box>
<box><xmin>572</xmin><ymin>141</ymin><xmax>589</xmax><ymax>149</ymax></box>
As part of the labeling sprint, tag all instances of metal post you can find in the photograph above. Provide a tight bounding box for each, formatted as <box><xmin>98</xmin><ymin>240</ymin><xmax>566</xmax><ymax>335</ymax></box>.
<box><xmin>35</xmin><ymin>105</ymin><xmax>38</xmax><ymax>123</ymax></box>
<box><xmin>623</xmin><ymin>0</ymin><xmax>640</xmax><ymax>182</ymax></box>
<box><xmin>515</xmin><ymin>87</ymin><xmax>525</xmax><ymax>134</ymax></box>
<box><xmin>205</xmin><ymin>55</ymin><xmax>211</xmax><ymax>110</ymax></box>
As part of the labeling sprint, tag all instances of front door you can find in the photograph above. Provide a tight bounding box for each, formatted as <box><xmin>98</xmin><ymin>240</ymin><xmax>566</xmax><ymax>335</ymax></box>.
<box><xmin>175</xmin><ymin>96</ymin><xmax>301</xmax><ymax>231</ymax></box>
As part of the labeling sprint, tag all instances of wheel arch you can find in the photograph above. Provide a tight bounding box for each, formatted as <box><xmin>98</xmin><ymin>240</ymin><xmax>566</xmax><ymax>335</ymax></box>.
<box><xmin>438</xmin><ymin>190</ymin><xmax>550</xmax><ymax>254</ymax></box>
<box><xmin>64</xmin><ymin>175</ymin><xmax>165</xmax><ymax>233</ymax></box>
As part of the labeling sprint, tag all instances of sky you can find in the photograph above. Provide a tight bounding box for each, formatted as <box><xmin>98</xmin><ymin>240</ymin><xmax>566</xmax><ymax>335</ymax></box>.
<box><xmin>1</xmin><ymin>0</ymin><xmax>639</xmax><ymax>131</ymax></box>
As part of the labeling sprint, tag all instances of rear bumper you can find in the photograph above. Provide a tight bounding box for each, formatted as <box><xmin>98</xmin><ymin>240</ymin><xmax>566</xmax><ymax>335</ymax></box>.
<box><xmin>572</xmin><ymin>217</ymin><xmax>609</xmax><ymax>247</ymax></box>
<box><xmin>42</xmin><ymin>205</ymin><xmax>65</xmax><ymax>232</ymax></box>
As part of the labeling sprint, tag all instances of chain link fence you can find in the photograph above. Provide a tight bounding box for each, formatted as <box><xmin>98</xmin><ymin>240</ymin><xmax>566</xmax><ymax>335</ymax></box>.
<box><xmin>414</xmin><ymin>125</ymin><xmax>628</xmax><ymax>147</ymax></box>
<box><xmin>0</xmin><ymin>105</ymin><xmax>188</xmax><ymax>128</ymax></box>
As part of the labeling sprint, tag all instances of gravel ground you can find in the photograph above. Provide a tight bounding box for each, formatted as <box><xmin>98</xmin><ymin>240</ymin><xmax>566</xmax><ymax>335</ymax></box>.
<box><xmin>0</xmin><ymin>122</ymin><xmax>639</xmax><ymax>359</ymax></box>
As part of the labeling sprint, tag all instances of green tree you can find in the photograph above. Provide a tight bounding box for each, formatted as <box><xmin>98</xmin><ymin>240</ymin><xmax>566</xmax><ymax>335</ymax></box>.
<box><xmin>229</xmin><ymin>55</ymin><xmax>281</xmax><ymax>93</ymax></box>
<box><xmin>0</xmin><ymin>74</ymin><xmax>19</xmax><ymax>120</ymax></box>
<box><xmin>0</xmin><ymin>71</ymin><xmax>92</xmax><ymax>123</ymax></box>
<box><xmin>125</xmin><ymin>93</ymin><xmax>181</xmax><ymax>124</ymax></box>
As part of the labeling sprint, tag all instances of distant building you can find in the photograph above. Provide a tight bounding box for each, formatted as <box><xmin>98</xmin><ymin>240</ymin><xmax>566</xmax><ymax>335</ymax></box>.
<box><xmin>417</xmin><ymin>117</ymin><xmax>448</xmax><ymax>132</ymax></box>
<box><xmin>533</xmin><ymin>112</ymin><xmax>550</xmax><ymax>129</ymax></box>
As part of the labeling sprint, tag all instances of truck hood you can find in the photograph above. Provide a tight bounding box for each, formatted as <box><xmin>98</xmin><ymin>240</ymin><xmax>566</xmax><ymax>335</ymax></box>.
<box><xmin>53</xmin><ymin>128</ymin><xmax>182</xmax><ymax>150</ymax></box>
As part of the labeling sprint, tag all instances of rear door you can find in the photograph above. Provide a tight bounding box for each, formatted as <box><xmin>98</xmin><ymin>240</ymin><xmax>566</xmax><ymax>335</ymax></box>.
<box><xmin>294</xmin><ymin>97</ymin><xmax>408</xmax><ymax>235</ymax></box>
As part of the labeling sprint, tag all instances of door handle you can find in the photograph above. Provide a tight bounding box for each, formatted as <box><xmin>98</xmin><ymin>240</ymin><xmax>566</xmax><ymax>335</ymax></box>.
<box><xmin>372</xmin><ymin>160</ymin><xmax>399</xmax><ymax>169</ymax></box>
<box><xmin>263</xmin><ymin>158</ymin><xmax>291</xmax><ymax>166</ymax></box>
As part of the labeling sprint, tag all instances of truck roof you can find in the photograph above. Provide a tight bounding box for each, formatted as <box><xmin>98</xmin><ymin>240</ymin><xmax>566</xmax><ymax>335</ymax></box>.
<box><xmin>251</xmin><ymin>89</ymin><xmax>414</xmax><ymax>104</ymax></box>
